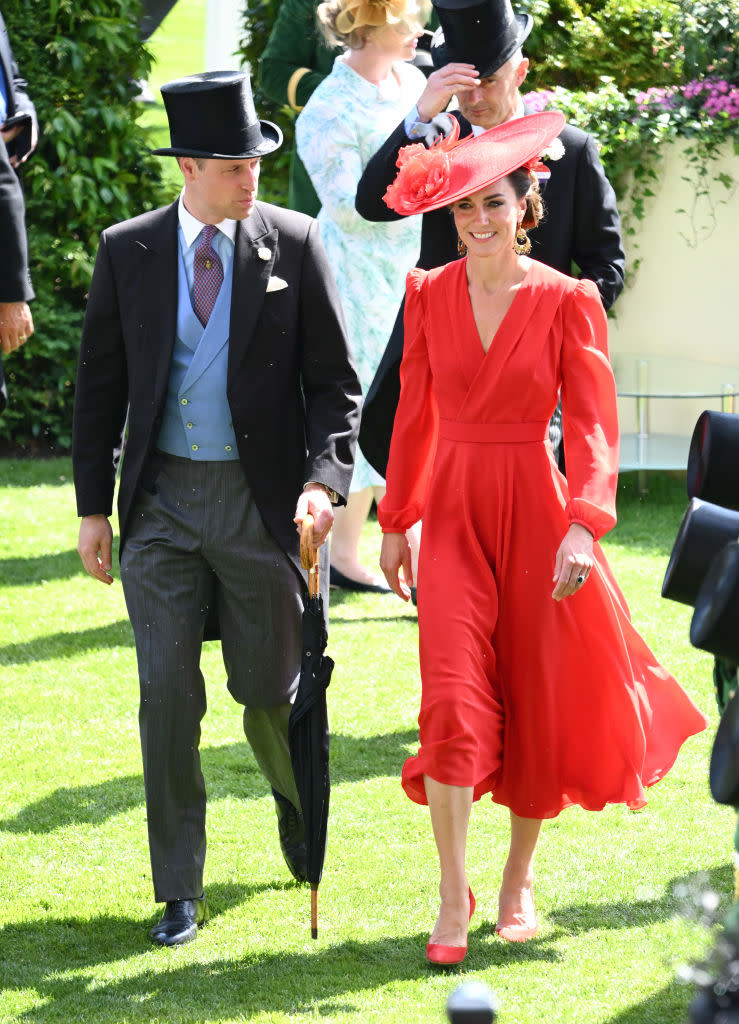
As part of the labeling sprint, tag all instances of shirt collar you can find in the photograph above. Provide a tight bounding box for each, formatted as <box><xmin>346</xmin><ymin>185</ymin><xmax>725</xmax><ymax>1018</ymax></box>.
<box><xmin>178</xmin><ymin>190</ymin><xmax>237</xmax><ymax>248</ymax></box>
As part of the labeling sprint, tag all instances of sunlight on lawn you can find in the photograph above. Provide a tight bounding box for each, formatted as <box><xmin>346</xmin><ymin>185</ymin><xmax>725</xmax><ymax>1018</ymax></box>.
<box><xmin>0</xmin><ymin>461</ymin><xmax>731</xmax><ymax>1024</ymax></box>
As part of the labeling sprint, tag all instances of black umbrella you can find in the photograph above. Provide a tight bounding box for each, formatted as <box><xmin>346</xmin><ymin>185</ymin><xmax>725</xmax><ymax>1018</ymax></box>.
<box><xmin>290</xmin><ymin>514</ymin><xmax>333</xmax><ymax>938</ymax></box>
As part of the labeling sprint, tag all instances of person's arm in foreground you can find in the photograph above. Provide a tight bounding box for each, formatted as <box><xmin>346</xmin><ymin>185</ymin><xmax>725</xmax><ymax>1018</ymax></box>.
<box><xmin>355</xmin><ymin>63</ymin><xmax>479</xmax><ymax>223</ymax></box>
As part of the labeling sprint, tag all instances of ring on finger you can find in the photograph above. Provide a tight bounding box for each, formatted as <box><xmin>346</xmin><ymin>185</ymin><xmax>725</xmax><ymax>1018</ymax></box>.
<box><xmin>576</xmin><ymin>574</ymin><xmax>585</xmax><ymax>585</ymax></box>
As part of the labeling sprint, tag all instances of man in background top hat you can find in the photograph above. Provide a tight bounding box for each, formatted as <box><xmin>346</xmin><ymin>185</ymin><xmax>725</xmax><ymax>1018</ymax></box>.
<box><xmin>0</xmin><ymin>133</ymin><xmax>33</xmax><ymax>413</ymax></box>
<box><xmin>355</xmin><ymin>0</ymin><xmax>625</xmax><ymax>477</ymax></box>
<box><xmin>72</xmin><ymin>70</ymin><xmax>361</xmax><ymax>945</ymax></box>
<box><xmin>0</xmin><ymin>6</ymin><xmax>37</xmax><ymax>412</ymax></box>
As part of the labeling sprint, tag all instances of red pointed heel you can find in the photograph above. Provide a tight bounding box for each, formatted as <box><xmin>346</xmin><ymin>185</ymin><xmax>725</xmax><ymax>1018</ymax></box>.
<box><xmin>426</xmin><ymin>888</ymin><xmax>475</xmax><ymax>966</ymax></box>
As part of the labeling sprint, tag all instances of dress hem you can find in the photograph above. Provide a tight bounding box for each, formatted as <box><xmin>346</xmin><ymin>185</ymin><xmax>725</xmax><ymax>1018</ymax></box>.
<box><xmin>400</xmin><ymin>718</ymin><xmax>707</xmax><ymax>818</ymax></box>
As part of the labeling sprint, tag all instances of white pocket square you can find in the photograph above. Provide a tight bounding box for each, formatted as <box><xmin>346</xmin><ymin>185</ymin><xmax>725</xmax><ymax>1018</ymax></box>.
<box><xmin>266</xmin><ymin>275</ymin><xmax>288</xmax><ymax>293</ymax></box>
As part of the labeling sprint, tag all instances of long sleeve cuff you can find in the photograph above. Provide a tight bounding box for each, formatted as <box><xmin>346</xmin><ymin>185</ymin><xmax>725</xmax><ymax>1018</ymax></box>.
<box><xmin>566</xmin><ymin>498</ymin><xmax>616</xmax><ymax>543</ymax></box>
<box><xmin>403</xmin><ymin>105</ymin><xmax>433</xmax><ymax>139</ymax></box>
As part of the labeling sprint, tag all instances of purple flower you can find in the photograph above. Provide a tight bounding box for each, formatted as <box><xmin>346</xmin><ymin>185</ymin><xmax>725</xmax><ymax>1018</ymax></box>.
<box><xmin>683</xmin><ymin>79</ymin><xmax>706</xmax><ymax>99</ymax></box>
<box><xmin>635</xmin><ymin>85</ymin><xmax>678</xmax><ymax>112</ymax></box>
<box><xmin>695</xmin><ymin>79</ymin><xmax>739</xmax><ymax>121</ymax></box>
<box><xmin>522</xmin><ymin>90</ymin><xmax>556</xmax><ymax>113</ymax></box>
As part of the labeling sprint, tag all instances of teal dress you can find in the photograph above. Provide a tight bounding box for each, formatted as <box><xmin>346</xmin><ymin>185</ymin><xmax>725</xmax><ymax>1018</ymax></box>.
<box><xmin>295</xmin><ymin>56</ymin><xmax>425</xmax><ymax>490</ymax></box>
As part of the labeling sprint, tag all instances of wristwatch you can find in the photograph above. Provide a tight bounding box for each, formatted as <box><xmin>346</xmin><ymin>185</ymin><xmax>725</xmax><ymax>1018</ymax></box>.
<box><xmin>305</xmin><ymin>481</ymin><xmax>338</xmax><ymax>504</ymax></box>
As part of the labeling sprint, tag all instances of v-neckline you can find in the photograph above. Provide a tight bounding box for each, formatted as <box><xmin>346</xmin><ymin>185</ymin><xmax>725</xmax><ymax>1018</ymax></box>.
<box><xmin>461</xmin><ymin>258</ymin><xmax>532</xmax><ymax>358</ymax></box>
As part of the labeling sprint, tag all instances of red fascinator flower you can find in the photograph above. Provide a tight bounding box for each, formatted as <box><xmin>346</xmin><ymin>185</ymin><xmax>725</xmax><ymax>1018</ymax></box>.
<box><xmin>383</xmin><ymin>111</ymin><xmax>567</xmax><ymax>216</ymax></box>
<box><xmin>383</xmin><ymin>120</ymin><xmax>465</xmax><ymax>215</ymax></box>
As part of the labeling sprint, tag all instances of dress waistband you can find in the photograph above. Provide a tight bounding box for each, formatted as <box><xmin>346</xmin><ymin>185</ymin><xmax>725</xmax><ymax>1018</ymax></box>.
<box><xmin>438</xmin><ymin>420</ymin><xmax>549</xmax><ymax>444</ymax></box>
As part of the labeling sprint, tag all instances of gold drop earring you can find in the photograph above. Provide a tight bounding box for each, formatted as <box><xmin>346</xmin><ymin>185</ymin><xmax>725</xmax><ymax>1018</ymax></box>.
<box><xmin>514</xmin><ymin>221</ymin><xmax>531</xmax><ymax>256</ymax></box>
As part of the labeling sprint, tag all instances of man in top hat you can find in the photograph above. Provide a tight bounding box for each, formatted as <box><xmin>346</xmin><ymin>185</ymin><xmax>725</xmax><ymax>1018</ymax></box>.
<box><xmin>0</xmin><ymin>6</ymin><xmax>37</xmax><ymax>412</ymax></box>
<box><xmin>72</xmin><ymin>70</ymin><xmax>361</xmax><ymax>946</ymax></box>
<box><xmin>355</xmin><ymin>0</ymin><xmax>625</xmax><ymax>477</ymax></box>
<box><xmin>0</xmin><ymin>134</ymin><xmax>33</xmax><ymax>412</ymax></box>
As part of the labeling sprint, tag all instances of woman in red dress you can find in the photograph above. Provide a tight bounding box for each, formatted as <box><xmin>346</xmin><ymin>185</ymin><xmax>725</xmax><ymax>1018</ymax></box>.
<box><xmin>378</xmin><ymin>112</ymin><xmax>708</xmax><ymax>965</ymax></box>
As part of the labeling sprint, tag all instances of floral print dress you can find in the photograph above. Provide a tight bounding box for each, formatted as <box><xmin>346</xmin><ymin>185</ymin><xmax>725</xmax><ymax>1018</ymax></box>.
<box><xmin>296</xmin><ymin>54</ymin><xmax>425</xmax><ymax>490</ymax></box>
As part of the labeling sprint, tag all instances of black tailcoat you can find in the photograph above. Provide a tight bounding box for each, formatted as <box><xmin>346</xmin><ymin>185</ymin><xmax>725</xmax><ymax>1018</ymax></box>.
<box><xmin>72</xmin><ymin>200</ymin><xmax>361</xmax><ymax>575</ymax></box>
<box><xmin>0</xmin><ymin>12</ymin><xmax>36</xmax><ymax>412</ymax></box>
<box><xmin>0</xmin><ymin>136</ymin><xmax>31</xmax><ymax>413</ymax></box>
<box><xmin>0</xmin><ymin>11</ymin><xmax>36</xmax><ymax>164</ymax></box>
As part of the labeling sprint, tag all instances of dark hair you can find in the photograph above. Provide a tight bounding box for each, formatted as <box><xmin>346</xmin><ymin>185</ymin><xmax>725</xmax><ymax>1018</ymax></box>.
<box><xmin>507</xmin><ymin>167</ymin><xmax>543</xmax><ymax>229</ymax></box>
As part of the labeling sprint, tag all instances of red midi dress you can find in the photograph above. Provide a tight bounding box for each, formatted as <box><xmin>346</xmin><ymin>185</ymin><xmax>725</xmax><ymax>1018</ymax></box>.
<box><xmin>377</xmin><ymin>259</ymin><xmax>707</xmax><ymax>819</ymax></box>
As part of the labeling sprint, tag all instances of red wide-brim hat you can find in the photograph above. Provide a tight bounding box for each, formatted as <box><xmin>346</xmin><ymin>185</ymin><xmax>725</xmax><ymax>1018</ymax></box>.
<box><xmin>383</xmin><ymin>110</ymin><xmax>566</xmax><ymax>216</ymax></box>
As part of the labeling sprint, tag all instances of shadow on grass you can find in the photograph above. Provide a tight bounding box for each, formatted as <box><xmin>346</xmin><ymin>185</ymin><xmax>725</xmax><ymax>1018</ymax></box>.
<box><xmin>0</xmin><ymin>732</ymin><xmax>418</xmax><ymax>834</ymax></box>
<box><xmin>0</xmin><ymin>605</ymin><xmax>413</xmax><ymax>666</ymax></box>
<box><xmin>604</xmin><ymin>980</ymin><xmax>694</xmax><ymax>1023</ymax></box>
<box><xmin>547</xmin><ymin>864</ymin><xmax>732</xmax><ymax>935</ymax></box>
<box><xmin>0</xmin><ymin>905</ymin><xmax>561</xmax><ymax>1024</ymax></box>
<box><xmin>0</xmin><ymin>548</ymin><xmax>84</xmax><ymax>586</ymax></box>
<box><xmin>0</xmin><ymin>619</ymin><xmax>134</xmax><ymax>665</ymax></box>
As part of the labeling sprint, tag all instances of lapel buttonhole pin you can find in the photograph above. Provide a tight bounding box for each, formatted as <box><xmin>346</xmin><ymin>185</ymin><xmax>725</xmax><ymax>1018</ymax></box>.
<box><xmin>257</xmin><ymin>246</ymin><xmax>271</xmax><ymax>261</ymax></box>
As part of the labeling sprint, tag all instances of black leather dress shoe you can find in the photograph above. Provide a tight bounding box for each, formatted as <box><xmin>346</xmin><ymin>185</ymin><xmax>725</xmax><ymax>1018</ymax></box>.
<box><xmin>272</xmin><ymin>788</ymin><xmax>307</xmax><ymax>882</ymax></box>
<box><xmin>149</xmin><ymin>895</ymin><xmax>208</xmax><ymax>946</ymax></box>
<box><xmin>330</xmin><ymin>566</ymin><xmax>391</xmax><ymax>593</ymax></box>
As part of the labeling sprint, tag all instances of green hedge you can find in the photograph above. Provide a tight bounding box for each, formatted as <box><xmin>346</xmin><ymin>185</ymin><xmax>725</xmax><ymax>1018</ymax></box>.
<box><xmin>0</xmin><ymin>0</ymin><xmax>169</xmax><ymax>453</ymax></box>
<box><xmin>516</xmin><ymin>0</ymin><xmax>683</xmax><ymax>92</ymax></box>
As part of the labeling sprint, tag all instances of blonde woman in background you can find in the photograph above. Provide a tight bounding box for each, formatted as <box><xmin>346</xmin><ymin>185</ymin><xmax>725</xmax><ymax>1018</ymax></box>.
<box><xmin>296</xmin><ymin>0</ymin><xmax>427</xmax><ymax>591</ymax></box>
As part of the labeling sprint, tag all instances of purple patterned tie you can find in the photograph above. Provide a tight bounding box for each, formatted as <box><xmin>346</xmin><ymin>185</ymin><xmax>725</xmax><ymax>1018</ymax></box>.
<box><xmin>192</xmin><ymin>224</ymin><xmax>224</xmax><ymax>326</ymax></box>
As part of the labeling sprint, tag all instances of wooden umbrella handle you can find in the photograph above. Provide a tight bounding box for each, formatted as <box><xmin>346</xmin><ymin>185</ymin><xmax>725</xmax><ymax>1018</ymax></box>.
<box><xmin>300</xmin><ymin>513</ymin><xmax>320</xmax><ymax>598</ymax></box>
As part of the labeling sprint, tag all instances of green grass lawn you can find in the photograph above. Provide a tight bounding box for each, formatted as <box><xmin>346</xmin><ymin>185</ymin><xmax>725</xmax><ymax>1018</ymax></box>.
<box><xmin>0</xmin><ymin>462</ymin><xmax>732</xmax><ymax>1023</ymax></box>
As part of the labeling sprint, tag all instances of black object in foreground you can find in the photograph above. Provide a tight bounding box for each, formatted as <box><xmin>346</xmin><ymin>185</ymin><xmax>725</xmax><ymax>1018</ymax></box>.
<box><xmin>290</xmin><ymin>513</ymin><xmax>333</xmax><ymax>938</ymax></box>
<box><xmin>447</xmin><ymin>981</ymin><xmax>499</xmax><ymax>1023</ymax></box>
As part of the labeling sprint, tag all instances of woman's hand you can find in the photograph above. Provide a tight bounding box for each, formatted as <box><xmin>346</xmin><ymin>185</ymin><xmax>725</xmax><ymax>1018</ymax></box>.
<box><xmin>380</xmin><ymin>531</ymin><xmax>413</xmax><ymax>601</ymax></box>
<box><xmin>552</xmin><ymin>523</ymin><xmax>594</xmax><ymax>601</ymax></box>
<box><xmin>416</xmin><ymin>63</ymin><xmax>480</xmax><ymax>123</ymax></box>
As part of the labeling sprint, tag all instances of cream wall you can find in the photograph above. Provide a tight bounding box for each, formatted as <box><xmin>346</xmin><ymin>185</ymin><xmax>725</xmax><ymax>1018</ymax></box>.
<box><xmin>607</xmin><ymin>140</ymin><xmax>739</xmax><ymax>469</ymax></box>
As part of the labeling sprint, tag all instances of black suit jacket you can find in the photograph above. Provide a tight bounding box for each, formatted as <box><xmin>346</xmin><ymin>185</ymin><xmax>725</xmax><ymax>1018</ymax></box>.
<box><xmin>0</xmin><ymin>11</ymin><xmax>37</xmax><ymax>163</ymax></box>
<box><xmin>0</xmin><ymin>134</ymin><xmax>32</xmax><ymax>413</ymax></box>
<box><xmin>72</xmin><ymin>200</ymin><xmax>361</xmax><ymax>574</ymax></box>
<box><xmin>354</xmin><ymin>109</ymin><xmax>625</xmax><ymax>474</ymax></box>
<box><xmin>0</xmin><ymin>133</ymin><xmax>31</xmax><ymax>304</ymax></box>
<box><xmin>0</xmin><ymin>12</ymin><xmax>36</xmax><ymax>413</ymax></box>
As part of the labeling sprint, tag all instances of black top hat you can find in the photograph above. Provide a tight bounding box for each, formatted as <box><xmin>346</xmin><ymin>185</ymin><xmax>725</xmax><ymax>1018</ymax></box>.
<box><xmin>662</xmin><ymin>497</ymin><xmax>739</xmax><ymax>607</ymax></box>
<box><xmin>691</xmin><ymin>540</ymin><xmax>739</xmax><ymax>666</ymax></box>
<box><xmin>708</xmin><ymin>680</ymin><xmax>739</xmax><ymax>806</ymax></box>
<box><xmin>687</xmin><ymin>410</ymin><xmax>739</xmax><ymax>512</ymax></box>
<box><xmin>430</xmin><ymin>0</ymin><xmax>533</xmax><ymax>80</ymax></box>
<box><xmin>152</xmin><ymin>70</ymin><xmax>282</xmax><ymax>159</ymax></box>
